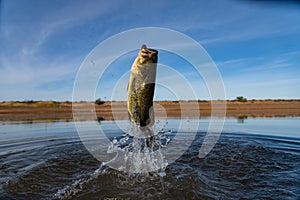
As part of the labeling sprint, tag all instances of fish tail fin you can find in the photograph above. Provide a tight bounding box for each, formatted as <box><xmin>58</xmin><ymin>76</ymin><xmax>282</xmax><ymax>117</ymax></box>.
<box><xmin>146</xmin><ymin>136</ymin><xmax>154</xmax><ymax>148</ymax></box>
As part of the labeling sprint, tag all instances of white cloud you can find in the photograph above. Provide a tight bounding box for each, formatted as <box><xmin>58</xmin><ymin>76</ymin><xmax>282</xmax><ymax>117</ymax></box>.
<box><xmin>1</xmin><ymin>0</ymin><xmax>299</xmax><ymax>101</ymax></box>
<box><xmin>0</xmin><ymin>54</ymin><xmax>79</xmax><ymax>101</ymax></box>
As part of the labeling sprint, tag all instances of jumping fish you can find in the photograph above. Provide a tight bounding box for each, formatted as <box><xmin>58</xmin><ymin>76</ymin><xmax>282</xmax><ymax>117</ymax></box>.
<box><xmin>127</xmin><ymin>44</ymin><xmax>158</xmax><ymax>146</ymax></box>
<box><xmin>127</xmin><ymin>44</ymin><xmax>158</xmax><ymax>126</ymax></box>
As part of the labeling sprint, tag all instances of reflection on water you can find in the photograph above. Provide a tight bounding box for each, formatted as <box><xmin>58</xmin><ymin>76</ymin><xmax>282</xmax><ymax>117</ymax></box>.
<box><xmin>0</xmin><ymin>117</ymin><xmax>299</xmax><ymax>199</ymax></box>
<box><xmin>237</xmin><ymin>116</ymin><xmax>248</xmax><ymax>124</ymax></box>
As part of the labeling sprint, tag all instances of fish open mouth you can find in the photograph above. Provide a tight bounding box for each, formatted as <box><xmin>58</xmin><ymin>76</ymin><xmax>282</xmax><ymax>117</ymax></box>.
<box><xmin>140</xmin><ymin>44</ymin><xmax>158</xmax><ymax>58</ymax></box>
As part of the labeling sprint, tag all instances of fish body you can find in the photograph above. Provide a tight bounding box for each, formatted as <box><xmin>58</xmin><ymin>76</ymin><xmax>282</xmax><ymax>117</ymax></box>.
<box><xmin>127</xmin><ymin>44</ymin><xmax>158</xmax><ymax>127</ymax></box>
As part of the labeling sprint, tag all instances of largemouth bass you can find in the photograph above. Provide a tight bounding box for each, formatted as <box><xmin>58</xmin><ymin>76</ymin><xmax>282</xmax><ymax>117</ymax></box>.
<box><xmin>127</xmin><ymin>44</ymin><xmax>158</xmax><ymax>128</ymax></box>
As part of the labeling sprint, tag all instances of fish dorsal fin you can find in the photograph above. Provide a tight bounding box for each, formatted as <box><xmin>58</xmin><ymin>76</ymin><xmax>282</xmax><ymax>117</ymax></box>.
<box><xmin>141</xmin><ymin>44</ymin><xmax>147</xmax><ymax>49</ymax></box>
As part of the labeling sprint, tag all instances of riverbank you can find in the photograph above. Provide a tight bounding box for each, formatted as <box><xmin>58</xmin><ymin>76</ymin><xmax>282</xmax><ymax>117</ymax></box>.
<box><xmin>0</xmin><ymin>100</ymin><xmax>300</xmax><ymax>121</ymax></box>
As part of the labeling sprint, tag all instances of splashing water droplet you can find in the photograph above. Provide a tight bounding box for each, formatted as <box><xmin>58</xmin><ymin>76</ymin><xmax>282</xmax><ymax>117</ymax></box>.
<box><xmin>104</xmin><ymin>123</ymin><xmax>171</xmax><ymax>174</ymax></box>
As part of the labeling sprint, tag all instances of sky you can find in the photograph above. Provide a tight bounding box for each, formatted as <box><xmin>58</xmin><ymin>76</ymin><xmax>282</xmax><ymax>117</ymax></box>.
<box><xmin>0</xmin><ymin>0</ymin><xmax>300</xmax><ymax>101</ymax></box>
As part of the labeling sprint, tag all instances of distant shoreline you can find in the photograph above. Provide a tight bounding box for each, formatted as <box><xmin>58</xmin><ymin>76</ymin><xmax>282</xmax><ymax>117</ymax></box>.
<box><xmin>0</xmin><ymin>100</ymin><xmax>300</xmax><ymax>122</ymax></box>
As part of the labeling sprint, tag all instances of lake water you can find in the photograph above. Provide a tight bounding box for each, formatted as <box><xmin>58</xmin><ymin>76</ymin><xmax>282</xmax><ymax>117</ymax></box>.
<box><xmin>0</xmin><ymin>117</ymin><xmax>300</xmax><ymax>199</ymax></box>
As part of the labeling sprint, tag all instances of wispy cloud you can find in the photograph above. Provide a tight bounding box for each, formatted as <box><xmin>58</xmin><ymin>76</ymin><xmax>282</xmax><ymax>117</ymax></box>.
<box><xmin>0</xmin><ymin>58</ymin><xmax>78</xmax><ymax>100</ymax></box>
<box><xmin>0</xmin><ymin>0</ymin><xmax>127</xmax><ymax>100</ymax></box>
<box><xmin>214</xmin><ymin>49</ymin><xmax>300</xmax><ymax>99</ymax></box>
<box><xmin>1</xmin><ymin>0</ymin><xmax>123</xmax><ymax>57</ymax></box>
<box><xmin>217</xmin><ymin>51</ymin><xmax>298</xmax><ymax>73</ymax></box>
<box><xmin>197</xmin><ymin>1</ymin><xmax>300</xmax><ymax>45</ymax></box>
<box><xmin>0</xmin><ymin>0</ymin><xmax>299</xmax><ymax>100</ymax></box>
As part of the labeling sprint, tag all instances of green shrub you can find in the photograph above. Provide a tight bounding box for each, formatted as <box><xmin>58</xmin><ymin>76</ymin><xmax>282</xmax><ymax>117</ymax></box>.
<box><xmin>95</xmin><ymin>98</ymin><xmax>105</xmax><ymax>105</ymax></box>
<box><xmin>235</xmin><ymin>96</ymin><xmax>247</xmax><ymax>102</ymax></box>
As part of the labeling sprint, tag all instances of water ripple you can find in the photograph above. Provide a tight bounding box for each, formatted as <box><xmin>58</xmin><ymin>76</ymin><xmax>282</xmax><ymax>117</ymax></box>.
<box><xmin>0</xmin><ymin>128</ymin><xmax>299</xmax><ymax>199</ymax></box>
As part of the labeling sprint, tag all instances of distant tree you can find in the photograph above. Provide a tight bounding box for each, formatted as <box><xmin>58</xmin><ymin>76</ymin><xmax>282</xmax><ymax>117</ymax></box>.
<box><xmin>24</xmin><ymin>100</ymin><xmax>36</xmax><ymax>104</ymax></box>
<box><xmin>235</xmin><ymin>96</ymin><xmax>247</xmax><ymax>102</ymax></box>
<box><xmin>95</xmin><ymin>98</ymin><xmax>105</xmax><ymax>105</ymax></box>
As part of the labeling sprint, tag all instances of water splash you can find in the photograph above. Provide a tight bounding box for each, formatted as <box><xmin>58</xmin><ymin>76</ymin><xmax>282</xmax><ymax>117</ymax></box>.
<box><xmin>54</xmin><ymin>126</ymin><xmax>170</xmax><ymax>199</ymax></box>
<box><xmin>53</xmin><ymin>163</ymin><xmax>108</xmax><ymax>199</ymax></box>
<box><xmin>54</xmin><ymin>123</ymin><xmax>171</xmax><ymax>199</ymax></box>
<box><xmin>105</xmin><ymin>123</ymin><xmax>171</xmax><ymax>174</ymax></box>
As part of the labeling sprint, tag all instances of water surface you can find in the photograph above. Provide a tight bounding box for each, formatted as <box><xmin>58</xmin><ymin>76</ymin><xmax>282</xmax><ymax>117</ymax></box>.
<box><xmin>0</xmin><ymin>117</ymin><xmax>300</xmax><ymax>199</ymax></box>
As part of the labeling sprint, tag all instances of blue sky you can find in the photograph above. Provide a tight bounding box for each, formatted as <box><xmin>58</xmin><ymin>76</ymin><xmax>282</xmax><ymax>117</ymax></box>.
<box><xmin>0</xmin><ymin>0</ymin><xmax>300</xmax><ymax>101</ymax></box>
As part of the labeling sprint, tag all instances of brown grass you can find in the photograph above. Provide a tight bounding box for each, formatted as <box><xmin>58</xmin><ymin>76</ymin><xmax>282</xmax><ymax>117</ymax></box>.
<box><xmin>0</xmin><ymin>100</ymin><xmax>300</xmax><ymax>121</ymax></box>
